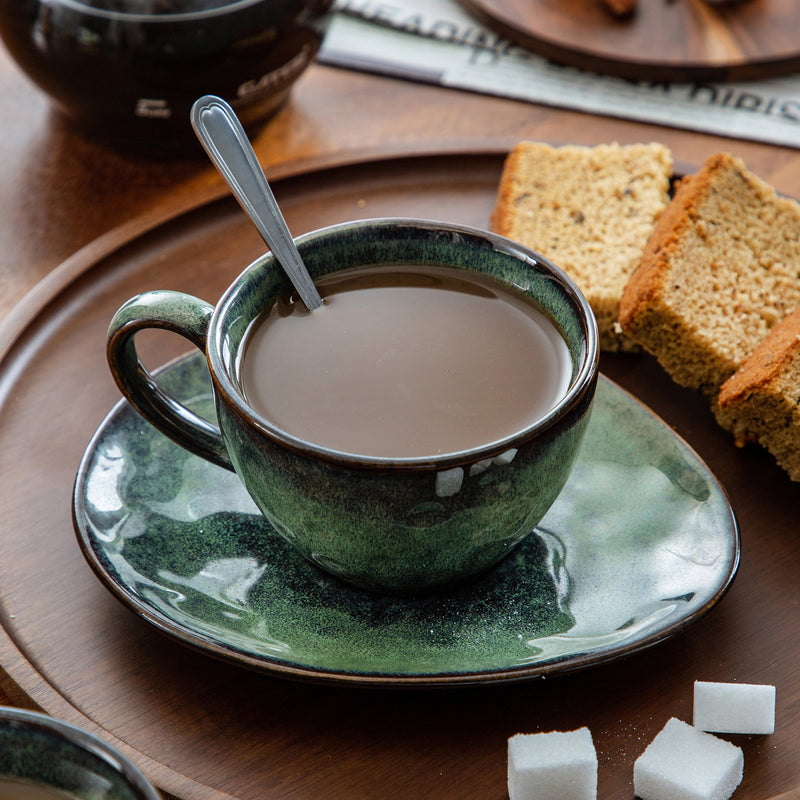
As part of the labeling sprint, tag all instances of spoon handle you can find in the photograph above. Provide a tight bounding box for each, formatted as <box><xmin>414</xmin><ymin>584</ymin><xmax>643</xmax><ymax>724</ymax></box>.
<box><xmin>190</xmin><ymin>95</ymin><xmax>323</xmax><ymax>311</ymax></box>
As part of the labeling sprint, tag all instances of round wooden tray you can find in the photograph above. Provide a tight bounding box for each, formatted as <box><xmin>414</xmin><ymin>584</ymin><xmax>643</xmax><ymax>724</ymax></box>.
<box><xmin>0</xmin><ymin>151</ymin><xmax>798</xmax><ymax>800</ymax></box>
<box><xmin>459</xmin><ymin>0</ymin><xmax>800</xmax><ymax>81</ymax></box>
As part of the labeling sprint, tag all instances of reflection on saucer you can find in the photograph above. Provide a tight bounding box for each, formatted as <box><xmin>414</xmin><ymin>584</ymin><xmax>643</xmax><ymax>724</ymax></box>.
<box><xmin>74</xmin><ymin>352</ymin><xmax>739</xmax><ymax>687</ymax></box>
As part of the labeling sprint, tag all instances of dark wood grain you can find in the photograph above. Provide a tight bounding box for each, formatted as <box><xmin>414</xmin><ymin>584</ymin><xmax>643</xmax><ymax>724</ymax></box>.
<box><xmin>1</xmin><ymin>153</ymin><xmax>799</xmax><ymax>800</ymax></box>
<box><xmin>2</xmin><ymin>18</ymin><xmax>800</xmax><ymax>800</ymax></box>
<box><xmin>4</xmin><ymin>42</ymin><xmax>800</xmax><ymax>326</ymax></box>
<box><xmin>459</xmin><ymin>0</ymin><xmax>800</xmax><ymax>80</ymax></box>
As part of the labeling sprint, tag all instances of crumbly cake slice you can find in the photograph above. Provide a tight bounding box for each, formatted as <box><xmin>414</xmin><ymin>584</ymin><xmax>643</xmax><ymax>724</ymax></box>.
<box><xmin>716</xmin><ymin>305</ymin><xmax>800</xmax><ymax>481</ymax></box>
<box><xmin>491</xmin><ymin>141</ymin><xmax>673</xmax><ymax>352</ymax></box>
<box><xmin>619</xmin><ymin>152</ymin><xmax>800</xmax><ymax>399</ymax></box>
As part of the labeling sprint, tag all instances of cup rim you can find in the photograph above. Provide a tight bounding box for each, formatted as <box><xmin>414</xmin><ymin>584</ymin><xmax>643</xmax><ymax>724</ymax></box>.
<box><xmin>208</xmin><ymin>217</ymin><xmax>599</xmax><ymax>470</ymax></box>
<box><xmin>0</xmin><ymin>707</ymin><xmax>162</xmax><ymax>800</ymax></box>
<box><xmin>46</xmin><ymin>0</ymin><xmax>267</xmax><ymax>21</ymax></box>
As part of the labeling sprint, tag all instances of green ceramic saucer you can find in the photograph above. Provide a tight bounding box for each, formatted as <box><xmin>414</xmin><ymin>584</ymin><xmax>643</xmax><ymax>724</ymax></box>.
<box><xmin>73</xmin><ymin>352</ymin><xmax>739</xmax><ymax>687</ymax></box>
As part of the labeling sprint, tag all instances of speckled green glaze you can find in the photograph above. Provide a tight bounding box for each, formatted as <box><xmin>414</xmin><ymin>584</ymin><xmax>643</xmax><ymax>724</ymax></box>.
<box><xmin>0</xmin><ymin>708</ymin><xmax>161</xmax><ymax>799</ymax></box>
<box><xmin>74</xmin><ymin>352</ymin><xmax>739</xmax><ymax>686</ymax></box>
<box><xmin>107</xmin><ymin>219</ymin><xmax>598</xmax><ymax>593</ymax></box>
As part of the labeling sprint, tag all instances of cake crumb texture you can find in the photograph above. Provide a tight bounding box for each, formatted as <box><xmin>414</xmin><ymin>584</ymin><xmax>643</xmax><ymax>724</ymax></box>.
<box><xmin>717</xmin><ymin>305</ymin><xmax>800</xmax><ymax>481</ymax></box>
<box><xmin>620</xmin><ymin>152</ymin><xmax>800</xmax><ymax>400</ymax></box>
<box><xmin>491</xmin><ymin>141</ymin><xmax>673</xmax><ymax>352</ymax></box>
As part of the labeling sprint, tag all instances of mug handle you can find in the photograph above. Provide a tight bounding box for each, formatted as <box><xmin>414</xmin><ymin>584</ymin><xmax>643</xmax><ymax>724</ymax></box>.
<box><xmin>106</xmin><ymin>290</ymin><xmax>234</xmax><ymax>471</ymax></box>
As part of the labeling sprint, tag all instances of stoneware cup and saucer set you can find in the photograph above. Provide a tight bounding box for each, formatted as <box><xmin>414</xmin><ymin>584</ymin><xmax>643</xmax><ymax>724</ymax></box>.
<box><xmin>75</xmin><ymin>214</ymin><xmax>739</xmax><ymax>686</ymax></box>
<box><xmin>105</xmin><ymin>217</ymin><xmax>599</xmax><ymax>595</ymax></box>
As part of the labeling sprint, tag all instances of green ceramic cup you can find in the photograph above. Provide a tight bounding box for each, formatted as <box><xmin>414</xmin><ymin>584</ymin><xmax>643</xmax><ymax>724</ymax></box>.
<box><xmin>0</xmin><ymin>707</ymin><xmax>161</xmax><ymax>799</ymax></box>
<box><xmin>107</xmin><ymin>218</ymin><xmax>598</xmax><ymax>593</ymax></box>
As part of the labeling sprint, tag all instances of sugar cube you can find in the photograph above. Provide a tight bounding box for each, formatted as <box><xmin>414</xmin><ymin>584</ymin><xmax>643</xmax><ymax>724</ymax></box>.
<box><xmin>507</xmin><ymin>727</ymin><xmax>597</xmax><ymax>800</ymax></box>
<box><xmin>694</xmin><ymin>681</ymin><xmax>776</xmax><ymax>734</ymax></box>
<box><xmin>634</xmin><ymin>718</ymin><xmax>743</xmax><ymax>800</ymax></box>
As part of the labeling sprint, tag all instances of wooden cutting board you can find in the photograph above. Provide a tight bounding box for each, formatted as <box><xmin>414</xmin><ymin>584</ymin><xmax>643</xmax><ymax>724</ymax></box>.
<box><xmin>459</xmin><ymin>0</ymin><xmax>800</xmax><ymax>80</ymax></box>
<box><xmin>0</xmin><ymin>151</ymin><xmax>798</xmax><ymax>800</ymax></box>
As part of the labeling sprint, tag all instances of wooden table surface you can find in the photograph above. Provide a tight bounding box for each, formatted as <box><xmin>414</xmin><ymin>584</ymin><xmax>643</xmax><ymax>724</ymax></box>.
<box><xmin>1</xmin><ymin>24</ymin><xmax>800</xmax><ymax>800</ymax></box>
<box><xmin>5</xmin><ymin>42</ymin><xmax>800</xmax><ymax>323</ymax></box>
<box><xmin>460</xmin><ymin>0</ymin><xmax>800</xmax><ymax>81</ymax></box>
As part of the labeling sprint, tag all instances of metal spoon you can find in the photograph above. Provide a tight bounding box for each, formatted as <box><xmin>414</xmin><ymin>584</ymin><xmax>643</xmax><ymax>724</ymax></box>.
<box><xmin>190</xmin><ymin>94</ymin><xmax>323</xmax><ymax>311</ymax></box>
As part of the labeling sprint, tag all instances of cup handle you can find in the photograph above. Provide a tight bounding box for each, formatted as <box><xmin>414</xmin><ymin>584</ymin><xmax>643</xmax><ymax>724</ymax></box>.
<box><xmin>106</xmin><ymin>290</ymin><xmax>234</xmax><ymax>471</ymax></box>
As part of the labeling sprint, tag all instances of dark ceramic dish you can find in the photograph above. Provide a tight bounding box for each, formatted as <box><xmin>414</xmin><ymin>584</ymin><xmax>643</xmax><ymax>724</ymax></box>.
<box><xmin>0</xmin><ymin>0</ymin><xmax>331</xmax><ymax>154</ymax></box>
<box><xmin>0</xmin><ymin>707</ymin><xmax>161</xmax><ymax>799</ymax></box>
<box><xmin>73</xmin><ymin>351</ymin><xmax>739</xmax><ymax>687</ymax></box>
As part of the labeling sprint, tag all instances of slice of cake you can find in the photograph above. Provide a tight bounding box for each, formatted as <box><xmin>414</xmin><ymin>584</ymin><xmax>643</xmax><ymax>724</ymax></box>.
<box><xmin>619</xmin><ymin>152</ymin><xmax>800</xmax><ymax>400</ymax></box>
<box><xmin>716</xmin><ymin>304</ymin><xmax>800</xmax><ymax>481</ymax></box>
<box><xmin>491</xmin><ymin>141</ymin><xmax>673</xmax><ymax>352</ymax></box>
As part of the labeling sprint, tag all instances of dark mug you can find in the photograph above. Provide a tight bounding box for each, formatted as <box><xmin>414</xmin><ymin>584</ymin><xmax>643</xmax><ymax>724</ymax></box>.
<box><xmin>0</xmin><ymin>0</ymin><xmax>331</xmax><ymax>154</ymax></box>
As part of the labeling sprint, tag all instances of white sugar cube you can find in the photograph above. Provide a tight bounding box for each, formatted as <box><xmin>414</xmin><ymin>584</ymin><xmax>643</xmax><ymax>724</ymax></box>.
<box><xmin>634</xmin><ymin>718</ymin><xmax>743</xmax><ymax>800</ymax></box>
<box><xmin>694</xmin><ymin>681</ymin><xmax>776</xmax><ymax>734</ymax></box>
<box><xmin>507</xmin><ymin>727</ymin><xmax>597</xmax><ymax>800</ymax></box>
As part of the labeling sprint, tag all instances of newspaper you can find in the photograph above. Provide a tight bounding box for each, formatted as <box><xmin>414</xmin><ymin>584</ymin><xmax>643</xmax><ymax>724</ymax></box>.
<box><xmin>318</xmin><ymin>0</ymin><xmax>800</xmax><ymax>149</ymax></box>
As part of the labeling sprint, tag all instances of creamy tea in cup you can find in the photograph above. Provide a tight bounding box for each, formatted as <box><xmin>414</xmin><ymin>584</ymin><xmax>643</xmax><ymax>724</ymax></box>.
<box><xmin>238</xmin><ymin>265</ymin><xmax>573</xmax><ymax>459</ymax></box>
<box><xmin>107</xmin><ymin>218</ymin><xmax>598</xmax><ymax>593</ymax></box>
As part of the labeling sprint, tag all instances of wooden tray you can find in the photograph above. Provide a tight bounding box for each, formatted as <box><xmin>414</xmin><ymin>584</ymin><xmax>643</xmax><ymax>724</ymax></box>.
<box><xmin>1</xmin><ymin>152</ymin><xmax>798</xmax><ymax>800</ymax></box>
<box><xmin>459</xmin><ymin>0</ymin><xmax>800</xmax><ymax>81</ymax></box>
